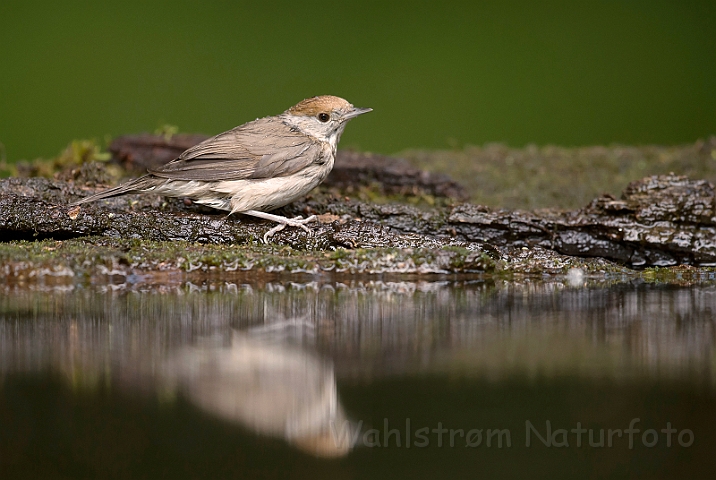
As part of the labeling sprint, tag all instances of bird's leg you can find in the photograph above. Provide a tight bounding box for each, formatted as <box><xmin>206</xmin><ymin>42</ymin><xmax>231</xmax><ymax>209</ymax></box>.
<box><xmin>242</xmin><ymin>210</ymin><xmax>317</xmax><ymax>243</ymax></box>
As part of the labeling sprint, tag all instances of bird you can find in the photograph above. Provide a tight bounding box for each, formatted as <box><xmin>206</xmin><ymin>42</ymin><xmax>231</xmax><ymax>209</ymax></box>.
<box><xmin>70</xmin><ymin>95</ymin><xmax>372</xmax><ymax>243</ymax></box>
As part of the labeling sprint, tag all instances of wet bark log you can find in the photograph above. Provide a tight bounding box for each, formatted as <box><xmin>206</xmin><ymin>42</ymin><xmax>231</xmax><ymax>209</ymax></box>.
<box><xmin>441</xmin><ymin>175</ymin><xmax>716</xmax><ymax>266</ymax></box>
<box><xmin>1</xmin><ymin>144</ymin><xmax>714</xmax><ymax>268</ymax></box>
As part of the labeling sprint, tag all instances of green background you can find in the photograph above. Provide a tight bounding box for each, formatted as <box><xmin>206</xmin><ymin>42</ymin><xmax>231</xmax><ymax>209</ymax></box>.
<box><xmin>1</xmin><ymin>1</ymin><xmax>715</xmax><ymax>161</ymax></box>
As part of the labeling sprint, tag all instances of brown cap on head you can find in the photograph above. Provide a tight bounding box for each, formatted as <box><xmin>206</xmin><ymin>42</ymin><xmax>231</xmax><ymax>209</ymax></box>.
<box><xmin>286</xmin><ymin>95</ymin><xmax>353</xmax><ymax>116</ymax></box>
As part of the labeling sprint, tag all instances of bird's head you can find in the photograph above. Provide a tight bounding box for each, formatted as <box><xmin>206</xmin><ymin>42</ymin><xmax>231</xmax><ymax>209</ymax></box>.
<box><xmin>282</xmin><ymin>95</ymin><xmax>372</xmax><ymax>148</ymax></box>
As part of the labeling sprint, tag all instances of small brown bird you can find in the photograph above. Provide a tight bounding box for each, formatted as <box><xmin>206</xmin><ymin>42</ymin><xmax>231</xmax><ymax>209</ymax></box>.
<box><xmin>71</xmin><ymin>95</ymin><xmax>372</xmax><ymax>242</ymax></box>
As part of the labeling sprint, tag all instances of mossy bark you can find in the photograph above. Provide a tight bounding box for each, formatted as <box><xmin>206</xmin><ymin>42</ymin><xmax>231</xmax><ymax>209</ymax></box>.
<box><xmin>1</xmin><ymin>140</ymin><xmax>715</xmax><ymax>280</ymax></box>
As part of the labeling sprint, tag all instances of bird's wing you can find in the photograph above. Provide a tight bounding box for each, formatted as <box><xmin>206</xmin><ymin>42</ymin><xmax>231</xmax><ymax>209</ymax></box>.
<box><xmin>149</xmin><ymin>118</ymin><xmax>321</xmax><ymax>181</ymax></box>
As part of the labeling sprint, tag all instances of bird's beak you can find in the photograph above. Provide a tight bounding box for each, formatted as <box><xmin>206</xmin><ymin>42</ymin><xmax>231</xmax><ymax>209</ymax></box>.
<box><xmin>342</xmin><ymin>107</ymin><xmax>373</xmax><ymax>120</ymax></box>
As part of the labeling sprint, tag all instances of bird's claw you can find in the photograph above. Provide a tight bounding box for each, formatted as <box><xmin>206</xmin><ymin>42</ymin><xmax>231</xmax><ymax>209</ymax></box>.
<box><xmin>262</xmin><ymin>215</ymin><xmax>317</xmax><ymax>243</ymax></box>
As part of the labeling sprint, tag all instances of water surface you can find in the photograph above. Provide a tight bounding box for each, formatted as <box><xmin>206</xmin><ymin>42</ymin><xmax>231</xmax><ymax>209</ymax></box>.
<box><xmin>1</xmin><ymin>277</ymin><xmax>715</xmax><ymax>478</ymax></box>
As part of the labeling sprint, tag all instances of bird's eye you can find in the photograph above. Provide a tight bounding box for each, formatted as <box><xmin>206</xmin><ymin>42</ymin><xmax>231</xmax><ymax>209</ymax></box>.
<box><xmin>317</xmin><ymin>113</ymin><xmax>330</xmax><ymax>123</ymax></box>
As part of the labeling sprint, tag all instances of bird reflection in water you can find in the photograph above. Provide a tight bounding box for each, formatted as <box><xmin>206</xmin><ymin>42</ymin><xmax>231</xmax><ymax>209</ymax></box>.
<box><xmin>1</xmin><ymin>316</ymin><xmax>354</xmax><ymax>458</ymax></box>
<box><xmin>162</xmin><ymin>330</ymin><xmax>352</xmax><ymax>457</ymax></box>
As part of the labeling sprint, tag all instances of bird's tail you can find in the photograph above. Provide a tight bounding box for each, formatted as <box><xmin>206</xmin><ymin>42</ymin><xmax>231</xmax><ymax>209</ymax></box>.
<box><xmin>69</xmin><ymin>175</ymin><xmax>162</xmax><ymax>206</ymax></box>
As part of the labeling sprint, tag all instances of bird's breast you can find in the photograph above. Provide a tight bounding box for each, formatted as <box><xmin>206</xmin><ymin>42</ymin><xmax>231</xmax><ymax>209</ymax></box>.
<box><xmin>216</xmin><ymin>158</ymin><xmax>334</xmax><ymax>213</ymax></box>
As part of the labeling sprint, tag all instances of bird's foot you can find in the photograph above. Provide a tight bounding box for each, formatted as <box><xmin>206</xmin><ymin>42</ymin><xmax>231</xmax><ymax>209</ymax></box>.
<box><xmin>262</xmin><ymin>215</ymin><xmax>317</xmax><ymax>243</ymax></box>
